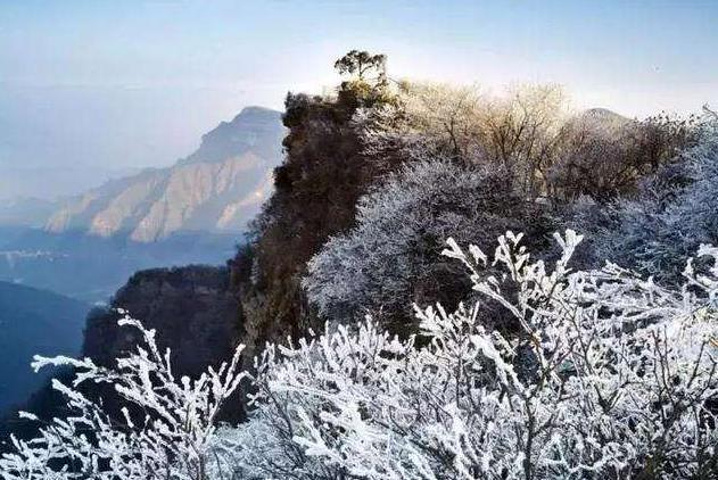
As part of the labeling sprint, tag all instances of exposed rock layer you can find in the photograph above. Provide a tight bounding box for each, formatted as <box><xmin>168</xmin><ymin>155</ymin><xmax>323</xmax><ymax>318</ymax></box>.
<box><xmin>46</xmin><ymin>107</ymin><xmax>284</xmax><ymax>242</ymax></box>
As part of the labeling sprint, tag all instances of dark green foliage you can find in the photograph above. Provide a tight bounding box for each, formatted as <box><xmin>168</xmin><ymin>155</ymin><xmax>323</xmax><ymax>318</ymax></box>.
<box><xmin>333</xmin><ymin>50</ymin><xmax>386</xmax><ymax>80</ymax></box>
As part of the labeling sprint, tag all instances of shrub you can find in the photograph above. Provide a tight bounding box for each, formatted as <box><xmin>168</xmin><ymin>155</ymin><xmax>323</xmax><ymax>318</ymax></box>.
<box><xmin>549</xmin><ymin>110</ymin><xmax>699</xmax><ymax>203</ymax></box>
<box><xmin>217</xmin><ymin>230</ymin><xmax>718</xmax><ymax>480</ymax></box>
<box><xmin>302</xmin><ymin>158</ymin><xmax>551</xmax><ymax>330</ymax></box>
<box><xmin>0</xmin><ymin>315</ymin><xmax>246</xmax><ymax>480</ymax></box>
<box><xmin>584</xmin><ymin>110</ymin><xmax>718</xmax><ymax>284</ymax></box>
<box><xmin>5</xmin><ymin>230</ymin><xmax>718</xmax><ymax>479</ymax></box>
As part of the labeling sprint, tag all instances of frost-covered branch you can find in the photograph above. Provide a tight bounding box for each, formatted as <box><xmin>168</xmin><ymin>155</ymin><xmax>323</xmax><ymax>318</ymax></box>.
<box><xmin>0</xmin><ymin>313</ymin><xmax>247</xmax><ymax>480</ymax></box>
<box><xmin>5</xmin><ymin>229</ymin><xmax>718</xmax><ymax>480</ymax></box>
<box><xmin>221</xmin><ymin>230</ymin><xmax>718</xmax><ymax>480</ymax></box>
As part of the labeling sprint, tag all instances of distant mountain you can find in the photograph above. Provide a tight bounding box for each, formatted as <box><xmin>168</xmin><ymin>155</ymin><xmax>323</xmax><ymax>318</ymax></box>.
<box><xmin>0</xmin><ymin>107</ymin><xmax>281</xmax><ymax>301</ymax></box>
<box><xmin>46</xmin><ymin>107</ymin><xmax>285</xmax><ymax>242</ymax></box>
<box><xmin>0</xmin><ymin>281</ymin><xmax>89</xmax><ymax>412</ymax></box>
<box><xmin>570</xmin><ymin>108</ymin><xmax>633</xmax><ymax>134</ymax></box>
<box><xmin>580</xmin><ymin>107</ymin><xmax>629</xmax><ymax>121</ymax></box>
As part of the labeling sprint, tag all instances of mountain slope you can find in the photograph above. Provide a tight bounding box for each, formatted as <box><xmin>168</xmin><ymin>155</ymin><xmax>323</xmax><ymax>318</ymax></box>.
<box><xmin>571</xmin><ymin>107</ymin><xmax>633</xmax><ymax>133</ymax></box>
<box><xmin>0</xmin><ymin>265</ymin><xmax>243</xmax><ymax>444</ymax></box>
<box><xmin>83</xmin><ymin>265</ymin><xmax>241</xmax><ymax>382</ymax></box>
<box><xmin>79</xmin><ymin>265</ymin><xmax>244</xmax><ymax>422</ymax></box>
<box><xmin>0</xmin><ymin>281</ymin><xmax>89</xmax><ymax>412</ymax></box>
<box><xmin>45</xmin><ymin>106</ymin><xmax>285</xmax><ymax>242</ymax></box>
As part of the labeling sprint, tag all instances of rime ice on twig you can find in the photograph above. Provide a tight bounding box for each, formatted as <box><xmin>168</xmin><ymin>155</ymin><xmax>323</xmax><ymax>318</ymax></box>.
<box><xmin>0</xmin><ymin>314</ymin><xmax>246</xmax><ymax>480</ymax></box>
<box><xmin>216</xmin><ymin>230</ymin><xmax>718</xmax><ymax>480</ymax></box>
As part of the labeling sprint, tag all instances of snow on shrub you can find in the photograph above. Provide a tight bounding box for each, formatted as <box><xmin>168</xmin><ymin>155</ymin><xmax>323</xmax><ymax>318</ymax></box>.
<box><xmin>4</xmin><ymin>229</ymin><xmax>718</xmax><ymax>479</ymax></box>
<box><xmin>0</xmin><ymin>315</ymin><xmax>246</xmax><ymax>480</ymax></box>
<box><xmin>216</xmin><ymin>230</ymin><xmax>718</xmax><ymax>479</ymax></box>
<box><xmin>303</xmin><ymin>158</ymin><xmax>546</xmax><ymax>325</ymax></box>
<box><xmin>586</xmin><ymin>108</ymin><xmax>718</xmax><ymax>285</ymax></box>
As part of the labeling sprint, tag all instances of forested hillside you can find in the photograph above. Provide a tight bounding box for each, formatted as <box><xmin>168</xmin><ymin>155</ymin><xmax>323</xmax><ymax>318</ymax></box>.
<box><xmin>3</xmin><ymin>51</ymin><xmax>718</xmax><ymax>480</ymax></box>
<box><xmin>0</xmin><ymin>282</ymin><xmax>89</xmax><ymax>412</ymax></box>
<box><xmin>231</xmin><ymin>51</ymin><xmax>699</xmax><ymax>351</ymax></box>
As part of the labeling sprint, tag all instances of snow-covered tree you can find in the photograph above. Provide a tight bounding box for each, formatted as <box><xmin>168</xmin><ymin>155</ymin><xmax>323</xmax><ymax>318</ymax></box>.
<box><xmin>0</xmin><ymin>313</ymin><xmax>246</xmax><ymax>480</ymax></box>
<box><xmin>354</xmin><ymin>82</ymin><xmax>487</xmax><ymax>164</ymax></box>
<box><xmin>548</xmin><ymin>110</ymin><xmax>698</xmax><ymax>203</ymax></box>
<box><xmin>216</xmin><ymin>229</ymin><xmax>718</xmax><ymax>480</ymax></box>
<box><xmin>585</xmin><ymin>108</ymin><xmax>718</xmax><ymax>284</ymax></box>
<box><xmin>302</xmin><ymin>158</ymin><xmax>551</xmax><ymax>327</ymax></box>
<box><xmin>355</xmin><ymin>83</ymin><xmax>567</xmax><ymax>199</ymax></box>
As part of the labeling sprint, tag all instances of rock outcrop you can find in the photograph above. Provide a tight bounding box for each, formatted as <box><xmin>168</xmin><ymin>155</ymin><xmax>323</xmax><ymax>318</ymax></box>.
<box><xmin>84</xmin><ymin>265</ymin><xmax>241</xmax><ymax>378</ymax></box>
<box><xmin>82</xmin><ymin>264</ymin><xmax>245</xmax><ymax>421</ymax></box>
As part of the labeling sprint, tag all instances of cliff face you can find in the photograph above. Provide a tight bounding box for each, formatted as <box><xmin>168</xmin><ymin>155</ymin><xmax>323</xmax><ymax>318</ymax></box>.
<box><xmin>46</xmin><ymin>107</ymin><xmax>285</xmax><ymax>242</ymax></box>
<box><xmin>228</xmin><ymin>87</ymin><xmax>404</xmax><ymax>357</ymax></box>
<box><xmin>83</xmin><ymin>265</ymin><xmax>241</xmax><ymax>381</ymax></box>
<box><xmin>81</xmin><ymin>264</ymin><xmax>245</xmax><ymax>423</ymax></box>
<box><xmin>1</xmin><ymin>264</ymin><xmax>244</xmax><ymax>443</ymax></box>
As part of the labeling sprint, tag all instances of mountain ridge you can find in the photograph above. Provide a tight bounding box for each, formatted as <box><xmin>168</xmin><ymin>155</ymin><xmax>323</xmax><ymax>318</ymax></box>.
<box><xmin>45</xmin><ymin>106</ymin><xmax>285</xmax><ymax>242</ymax></box>
<box><xmin>0</xmin><ymin>281</ymin><xmax>89</xmax><ymax>412</ymax></box>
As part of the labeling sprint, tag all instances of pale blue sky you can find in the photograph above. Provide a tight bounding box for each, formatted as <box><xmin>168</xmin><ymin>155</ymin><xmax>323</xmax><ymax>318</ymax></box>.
<box><xmin>0</xmin><ymin>0</ymin><xmax>716</xmax><ymax>197</ymax></box>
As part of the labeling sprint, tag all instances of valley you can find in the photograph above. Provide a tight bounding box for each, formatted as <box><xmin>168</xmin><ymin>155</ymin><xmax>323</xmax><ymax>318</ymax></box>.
<box><xmin>0</xmin><ymin>106</ymin><xmax>285</xmax><ymax>302</ymax></box>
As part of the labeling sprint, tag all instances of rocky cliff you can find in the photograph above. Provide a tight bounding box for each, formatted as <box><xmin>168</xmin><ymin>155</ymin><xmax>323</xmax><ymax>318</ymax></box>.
<box><xmin>84</xmin><ymin>265</ymin><xmax>241</xmax><ymax>378</ymax></box>
<box><xmin>82</xmin><ymin>264</ymin><xmax>245</xmax><ymax>421</ymax></box>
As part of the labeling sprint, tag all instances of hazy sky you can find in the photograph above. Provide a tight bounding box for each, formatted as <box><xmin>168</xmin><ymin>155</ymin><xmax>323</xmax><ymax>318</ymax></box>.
<box><xmin>0</xmin><ymin>0</ymin><xmax>716</xmax><ymax>197</ymax></box>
